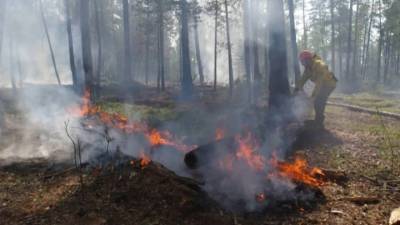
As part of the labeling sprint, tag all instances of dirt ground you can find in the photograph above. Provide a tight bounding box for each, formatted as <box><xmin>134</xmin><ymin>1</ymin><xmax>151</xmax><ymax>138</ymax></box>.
<box><xmin>0</xmin><ymin>87</ymin><xmax>399</xmax><ymax>225</ymax></box>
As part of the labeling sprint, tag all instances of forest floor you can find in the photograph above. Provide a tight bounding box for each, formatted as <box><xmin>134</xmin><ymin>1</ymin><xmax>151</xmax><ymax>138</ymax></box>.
<box><xmin>0</xmin><ymin>87</ymin><xmax>399</xmax><ymax>225</ymax></box>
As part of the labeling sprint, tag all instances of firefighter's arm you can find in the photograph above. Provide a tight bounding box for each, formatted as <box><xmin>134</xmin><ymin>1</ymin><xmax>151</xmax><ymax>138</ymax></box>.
<box><xmin>312</xmin><ymin>78</ymin><xmax>323</xmax><ymax>98</ymax></box>
<box><xmin>296</xmin><ymin>68</ymin><xmax>311</xmax><ymax>91</ymax></box>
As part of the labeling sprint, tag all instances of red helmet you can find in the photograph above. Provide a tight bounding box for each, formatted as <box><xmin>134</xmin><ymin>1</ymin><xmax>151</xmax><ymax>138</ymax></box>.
<box><xmin>299</xmin><ymin>50</ymin><xmax>313</xmax><ymax>62</ymax></box>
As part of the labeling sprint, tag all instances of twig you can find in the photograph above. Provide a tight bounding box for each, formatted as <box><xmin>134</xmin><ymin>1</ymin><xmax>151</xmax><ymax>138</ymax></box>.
<box><xmin>64</xmin><ymin>120</ymin><xmax>85</xmax><ymax>201</ymax></box>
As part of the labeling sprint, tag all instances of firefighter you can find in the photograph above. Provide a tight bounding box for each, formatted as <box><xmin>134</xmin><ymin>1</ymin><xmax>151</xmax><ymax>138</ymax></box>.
<box><xmin>295</xmin><ymin>50</ymin><xmax>338</xmax><ymax>128</ymax></box>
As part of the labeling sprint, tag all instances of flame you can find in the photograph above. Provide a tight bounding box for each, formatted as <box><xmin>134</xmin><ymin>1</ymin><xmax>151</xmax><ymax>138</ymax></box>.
<box><xmin>271</xmin><ymin>156</ymin><xmax>325</xmax><ymax>188</ymax></box>
<box><xmin>69</xmin><ymin>89</ymin><xmax>195</xmax><ymax>157</ymax></box>
<box><xmin>140</xmin><ymin>151</ymin><xmax>151</xmax><ymax>168</ymax></box>
<box><xmin>235</xmin><ymin>132</ymin><xmax>265</xmax><ymax>172</ymax></box>
<box><xmin>215</xmin><ymin>128</ymin><xmax>225</xmax><ymax>141</ymax></box>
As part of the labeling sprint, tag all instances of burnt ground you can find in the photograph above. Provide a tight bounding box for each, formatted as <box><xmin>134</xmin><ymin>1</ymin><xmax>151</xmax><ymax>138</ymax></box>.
<box><xmin>0</xmin><ymin>86</ymin><xmax>400</xmax><ymax>225</ymax></box>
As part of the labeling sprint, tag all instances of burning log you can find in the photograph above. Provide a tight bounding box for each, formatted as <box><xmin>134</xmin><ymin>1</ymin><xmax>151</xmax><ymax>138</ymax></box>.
<box><xmin>184</xmin><ymin>137</ymin><xmax>236</xmax><ymax>169</ymax></box>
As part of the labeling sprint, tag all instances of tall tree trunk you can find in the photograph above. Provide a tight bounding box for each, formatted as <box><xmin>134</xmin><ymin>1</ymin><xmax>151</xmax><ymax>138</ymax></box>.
<box><xmin>40</xmin><ymin>0</ymin><xmax>61</xmax><ymax>86</ymax></box>
<box><xmin>362</xmin><ymin>0</ymin><xmax>374</xmax><ymax>80</ymax></box>
<box><xmin>9</xmin><ymin>35</ymin><xmax>16</xmax><ymax>91</ymax></box>
<box><xmin>302</xmin><ymin>0</ymin><xmax>307</xmax><ymax>49</ymax></box>
<box><xmin>224</xmin><ymin>0</ymin><xmax>234</xmax><ymax>97</ymax></box>
<box><xmin>252</xmin><ymin>0</ymin><xmax>261</xmax><ymax>100</ymax></box>
<box><xmin>395</xmin><ymin>51</ymin><xmax>399</xmax><ymax>76</ymax></box>
<box><xmin>157</xmin><ymin>0</ymin><xmax>165</xmax><ymax>91</ymax></box>
<box><xmin>383</xmin><ymin>34</ymin><xmax>391</xmax><ymax>85</ymax></box>
<box><xmin>0</xmin><ymin>0</ymin><xmax>7</xmax><ymax>59</ymax></box>
<box><xmin>64</xmin><ymin>0</ymin><xmax>77</xmax><ymax>89</ymax></box>
<box><xmin>123</xmin><ymin>0</ymin><xmax>132</xmax><ymax>82</ymax></box>
<box><xmin>288</xmin><ymin>0</ymin><xmax>301</xmax><ymax>83</ymax></box>
<box><xmin>180</xmin><ymin>0</ymin><xmax>193</xmax><ymax>97</ymax></box>
<box><xmin>376</xmin><ymin>0</ymin><xmax>383</xmax><ymax>84</ymax></box>
<box><xmin>94</xmin><ymin>0</ymin><xmax>103</xmax><ymax>90</ymax></box>
<box><xmin>193</xmin><ymin>14</ymin><xmax>204</xmax><ymax>86</ymax></box>
<box><xmin>213</xmin><ymin>0</ymin><xmax>218</xmax><ymax>91</ymax></box>
<box><xmin>351</xmin><ymin>0</ymin><xmax>360</xmax><ymax>80</ymax></box>
<box><xmin>345</xmin><ymin>0</ymin><xmax>354</xmax><ymax>81</ymax></box>
<box><xmin>330</xmin><ymin>0</ymin><xmax>336</xmax><ymax>74</ymax></box>
<box><xmin>80</xmin><ymin>0</ymin><xmax>94</xmax><ymax>95</ymax></box>
<box><xmin>243</xmin><ymin>0</ymin><xmax>254</xmax><ymax>103</ymax></box>
<box><xmin>144</xmin><ymin>1</ymin><xmax>150</xmax><ymax>85</ymax></box>
<box><xmin>268</xmin><ymin>0</ymin><xmax>291</xmax><ymax>109</ymax></box>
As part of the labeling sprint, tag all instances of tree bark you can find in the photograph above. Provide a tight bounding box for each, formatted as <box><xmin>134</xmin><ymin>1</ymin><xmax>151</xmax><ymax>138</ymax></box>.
<box><xmin>144</xmin><ymin>1</ymin><xmax>150</xmax><ymax>86</ymax></box>
<box><xmin>252</xmin><ymin>0</ymin><xmax>261</xmax><ymax>100</ymax></box>
<box><xmin>0</xmin><ymin>0</ymin><xmax>7</xmax><ymax>59</ymax></box>
<box><xmin>268</xmin><ymin>0</ymin><xmax>291</xmax><ymax>109</ymax></box>
<box><xmin>64</xmin><ymin>0</ymin><xmax>77</xmax><ymax>89</ymax></box>
<box><xmin>193</xmin><ymin>13</ymin><xmax>204</xmax><ymax>86</ymax></box>
<box><xmin>351</xmin><ymin>0</ymin><xmax>360</xmax><ymax>80</ymax></box>
<box><xmin>180</xmin><ymin>0</ymin><xmax>193</xmax><ymax>97</ymax></box>
<box><xmin>345</xmin><ymin>0</ymin><xmax>354</xmax><ymax>81</ymax></box>
<box><xmin>362</xmin><ymin>0</ymin><xmax>374</xmax><ymax>80</ymax></box>
<box><xmin>123</xmin><ymin>0</ymin><xmax>132</xmax><ymax>82</ymax></box>
<box><xmin>376</xmin><ymin>0</ymin><xmax>383</xmax><ymax>84</ymax></box>
<box><xmin>243</xmin><ymin>0</ymin><xmax>252</xmax><ymax>101</ymax></box>
<box><xmin>94</xmin><ymin>0</ymin><xmax>103</xmax><ymax>90</ymax></box>
<box><xmin>213</xmin><ymin>0</ymin><xmax>218</xmax><ymax>91</ymax></box>
<box><xmin>288</xmin><ymin>0</ymin><xmax>301</xmax><ymax>83</ymax></box>
<box><xmin>157</xmin><ymin>0</ymin><xmax>165</xmax><ymax>91</ymax></box>
<box><xmin>330</xmin><ymin>0</ymin><xmax>336</xmax><ymax>74</ymax></box>
<box><xmin>80</xmin><ymin>0</ymin><xmax>94</xmax><ymax>94</ymax></box>
<box><xmin>40</xmin><ymin>0</ymin><xmax>61</xmax><ymax>86</ymax></box>
<box><xmin>302</xmin><ymin>0</ymin><xmax>307</xmax><ymax>49</ymax></box>
<box><xmin>383</xmin><ymin>34</ymin><xmax>391</xmax><ymax>84</ymax></box>
<box><xmin>9</xmin><ymin>35</ymin><xmax>16</xmax><ymax>91</ymax></box>
<box><xmin>224</xmin><ymin>0</ymin><xmax>234</xmax><ymax>97</ymax></box>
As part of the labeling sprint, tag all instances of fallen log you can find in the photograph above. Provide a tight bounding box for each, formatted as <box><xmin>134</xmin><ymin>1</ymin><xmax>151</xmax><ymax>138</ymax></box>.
<box><xmin>184</xmin><ymin>137</ymin><xmax>236</xmax><ymax>169</ymax></box>
<box><xmin>340</xmin><ymin>196</ymin><xmax>380</xmax><ymax>205</ymax></box>
<box><xmin>328</xmin><ymin>101</ymin><xmax>400</xmax><ymax>120</ymax></box>
<box><xmin>318</xmin><ymin>168</ymin><xmax>348</xmax><ymax>185</ymax></box>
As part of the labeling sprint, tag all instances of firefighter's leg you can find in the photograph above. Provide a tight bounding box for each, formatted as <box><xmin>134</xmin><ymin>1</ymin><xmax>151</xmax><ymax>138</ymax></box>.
<box><xmin>314</xmin><ymin>86</ymin><xmax>334</xmax><ymax>126</ymax></box>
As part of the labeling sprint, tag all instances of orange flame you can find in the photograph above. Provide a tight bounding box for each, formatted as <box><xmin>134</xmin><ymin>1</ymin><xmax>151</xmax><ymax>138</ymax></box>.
<box><xmin>69</xmin><ymin>89</ymin><xmax>195</xmax><ymax>154</ymax></box>
<box><xmin>140</xmin><ymin>151</ymin><xmax>151</xmax><ymax>168</ymax></box>
<box><xmin>215</xmin><ymin>128</ymin><xmax>225</xmax><ymax>141</ymax></box>
<box><xmin>235</xmin><ymin>132</ymin><xmax>265</xmax><ymax>172</ymax></box>
<box><xmin>271</xmin><ymin>156</ymin><xmax>325</xmax><ymax>187</ymax></box>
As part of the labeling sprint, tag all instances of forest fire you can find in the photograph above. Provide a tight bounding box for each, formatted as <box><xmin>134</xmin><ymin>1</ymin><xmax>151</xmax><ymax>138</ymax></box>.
<box><xmin>69</xmin><ymin>89</ymin><xmax>195</xmax><ymax>156</ymax></box>
<box><xmin>70</xmin><ymin>90</ymin><xmax>326</xmax><ymax>209</ymax></box>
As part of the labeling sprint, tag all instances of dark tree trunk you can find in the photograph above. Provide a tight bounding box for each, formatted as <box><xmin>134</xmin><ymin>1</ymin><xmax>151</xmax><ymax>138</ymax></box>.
<box><xmin>194</xmin><ymin>15</ymin><xmax>204</xmax><ymax>86</ymax></box>
<box><xmin>302</xmin><ymin>0</ymin><xmax>307</xmax><ymax>49</ymax></box>
<box><xmin>0</xmin><ymin>0</ymin><xmax>7</xmax><ymax>59</ymax></box>
<box><xmin>9</xmin><ymin>35</ymin><xmax>17</xmax><ymax>91</ymax></box>
<box><xmin>224</xmin><ymin>0</ymin><xmax>234</xmax><ymax>97</ymax></box>
<box><xmin>268</xmin><ymin>0</ymin><xmax>291</xmax><ymax>109</ymax></box>
<box><xmin>288</xmin><ymin>0</ymin><xmax>301</xmax><ymax>83</ymax></box>
<box><xmin>243</xmin><ymin>0</ymin><xmax>251</xmax><ymax>100</ymax></box>
<box><xmin>376</xmin><ymin>0</ymin><xmax>383</xmax><ymax>84</ymax></box>
<box><xmin>40</xmin><ymin>0</ymin><xmax>61</xmax><ymax>85</ymax></box>
<box><xmin>213</xmin><ymin>0</ymin><xmax>218</xmax><ymax>91</ymax></box>
<box><xmin>351</xmin><ymin>0</ymin><xmax>360</xmax><ymax>80</ymax></box>
<box><xmin>395</xmin><ymin>51</ymin><xmax>400</xmax><ymax>76</ymax></box>
<box><xmin>252</xmin><ymin>0</ymin><xmax>261</xmax><ymax>100</ymax></box>
<box><xmin>345</xmin><ymin>0</ymin><xmax>354</xmax><ymax>80</ymax></box>
<box><xmin>180</xmin><ymin>0</ymin><xmax>193</xmax><ymax>97</ymax></box>
<box><xmin>157</xmin><ymin>0</ymin><xmax>165</xmax><ymax>91</ymax></box>
<box><xmin>145</xmin><ymin>1</ymin><xmax>150</xmax><ymax>85</ymax></box>
<box><xmin>123</xmin><ymin>0</ymin><xmax>132</xmax><ymax>82</ymax></box>
<box><xmin>383</xmin><ymin>34</ymin><xmax>391</xmax><ymax>84</ymax></box>
<box><xmin>64</xmin><ymin>0</ymin><xmax>77</xmax><ymax>89</ymax></box>
<box><xmin>362</xmin><ymin>0</ymin><xmax>374</xmax><ymax>80</ymax></box>
<box><xmin>94</xmin><ymin>0</ymin><xmax>103</xmax><ymax>89</ymax></box>
<box><xmin>338</xmin><ymin>40</ymin><xmax>343</xmax><ymax>78</ymax></box>
<box><xmin>80</xmin><ymin>0</ymin><xmax>94</xmax><ymax>94</ymax></box>
<box><xmin>330</xmin><ymin>0</ymin><xmax>336</xmax><ymax>74</ymax></box>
